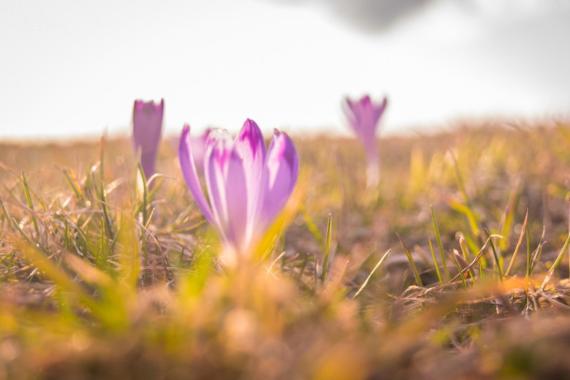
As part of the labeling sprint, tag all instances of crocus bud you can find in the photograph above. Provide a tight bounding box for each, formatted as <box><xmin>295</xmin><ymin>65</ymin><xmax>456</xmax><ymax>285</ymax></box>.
<box><xmin>343</xmin><ymin>95</ymin><xmax>388</xmax><ymax>188</ymax></box>
<box><xmin>178</xmin><ymin>119</ymin><xmax>299</xmax><ymax>264</ymax></box>
<box><xmin>132</xmin><ymin>99</ymin><xmax>164</xmax><ymax>179</ymax></box>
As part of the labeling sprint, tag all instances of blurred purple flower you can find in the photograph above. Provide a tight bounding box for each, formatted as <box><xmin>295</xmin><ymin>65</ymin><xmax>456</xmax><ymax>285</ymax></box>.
<box><xmin>343</xmin><ymin>95</ymin><xmax>388</xmax><ymax>187</ymax></box>
<box><xmin>132</xmin><ymin>99</ymin><xmax>164</xmax><ymax>178</ymax></box>
<box><xmin>179</xmin><ymin>119</ymin><xmax>299</xmax><ymax>262</ymax></box>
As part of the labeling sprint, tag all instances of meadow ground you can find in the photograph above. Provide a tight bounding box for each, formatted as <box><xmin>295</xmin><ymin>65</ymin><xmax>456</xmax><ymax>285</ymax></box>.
<box><xmin>0</xmin><ymin>120</ymin><xmax>570</xmax><ymax>379</ymax></box>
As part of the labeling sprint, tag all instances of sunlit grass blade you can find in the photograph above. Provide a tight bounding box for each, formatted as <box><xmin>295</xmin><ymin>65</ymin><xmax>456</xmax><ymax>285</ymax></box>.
<box><xmin>0</xmin><ymin>198</ymin><xmax>32</xmax><ymax>243</ymax></box>
<box><xmin>505</xmin><ymin>210</ymin><xmax>528</xmax><ymax>276</ymax></box>
<box><xmin>97</xmin><ymin>137</ymin><xmax>114</xmax><ymax>240</ymax></box>
<box><xmin>302</xmin><ymin>210</ymin><xmax>323</xmax><ymax>246</ymax></box>
<box><xmin>406</xmin><ymin>147</ymin><xmax>427</xmax><ymax>203</ymax></box>
<box><xmin>457</xmin><ymin>233</ymin><xmax>471</xmax><ymax>260</ymax></box>
<box><xmin>499</xmin><ymin>187</ymin><xmax>519</xmax><ymax>250</ymax></box>
<box><xmin>529</xmin><ymin>243</ymin><xmax>544</xmax><ymax>277</ymax></box>
<box><xmin>450</xmin><ymin>236</ymin><xmax>493</xmax><ymax>282</ymax></box>
<box><xmin>62</xmin><ymin>168</ymin><xmax>85</xmax><ymax>202</ymax></box>
<box><xmin>178</xmin><ymin>232</ymin><xmax>216</xmax><ymax>303</ymax></box>
<box><xmin>449</xmin><ymin>200</ymin><xmax>480</xmax><ymax>238</ymax></box>
<box><xmin>116</xmin><ymin>212</ymin><xmax>141</xmax><ymax>295</ymax></box>
<box><xmin>431</xmin><ymin>207</ymin><xmax>449</xmax><ymax>281</ymax></box>
<box><xmin>525</xmin><ymin>221</ymin><xmax>532</xmax><ymax>278</ymax></box>
<box><xmin>487</xmin><ymin>234</ymin><xmax>504</xmax><ymax>281</ymax></box>
<box><xmin>353</xmin><ymin>249</ymin><xmax>392</xmax><ymax>298</ymax></box>
<box><xmin>320</xmin><ymin>213</ymin><xmax>335</xmax><ymax>282</ymax></box>
<box><xmin>540</xmin><ymin>232</ymin><xmax>570</xmax><ymax>289</ymax></box>
<box><xmin>449</xmin><ymin>151</ymin><xmax>469</xmax><ymax>205</ymax></box>
<box><xmin>528</xmin><ymin>227</ymin><xmax>546</xmax><ymax>277</ymax></box>
<box><xmin>457</xmin><ymin>236</ymin><xmax>476</xmax><ymax>279</ymax></box>
<box><xmin>450</xmin><ymin>249</ymin><xmax>467</xmax><ymax>287</ymax></box>
<box><xmin>135</xmin><ymin>163</ymin><xmax>150</xmax><ymax>227</ymax></box>
<box><xmin>397</xmin><ymin>234</ymin><xmax>423</xmax><ymax>287</ymax></box>
<box><xmin>20</xmin><ymin>173</ymin><xmax>41</xmax><ymax>241</ymax></box>
<box><xmin>428</xmin><ymin>239</ymin><xmax>443</xmax><ymax>285</ymax></box>
<box><xmin>64</xmin><ymin>254</ymin><xmax>113</xmax><ymax>288</ymax></box>
<box><xmin>253</xmin><ymin>180</ymin><xmax>304</xmax><ymax>262</ymax></box>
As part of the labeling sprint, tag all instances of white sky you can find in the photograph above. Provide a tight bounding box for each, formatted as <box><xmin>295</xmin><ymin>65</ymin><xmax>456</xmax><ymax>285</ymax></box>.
<box><xmin>0</xmin><ymin>0</ymin><xmax>569</xmax><ymax>139</ymax></box>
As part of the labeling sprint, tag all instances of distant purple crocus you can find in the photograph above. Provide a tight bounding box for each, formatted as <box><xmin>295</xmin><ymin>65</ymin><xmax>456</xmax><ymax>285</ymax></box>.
<box><xmin>132</xmin><ymin>99</ymin><xmax>164</xmax><ymax>179</ymax></box>
<box><xmin>343</xmin><ymin>95</ymin><xmax>388</xmax><ymax>187</ymax></box>
<box><xmin>179</xmin><ymin>119</ymin><xmax>299</xmax><ymax>263</ymax></box>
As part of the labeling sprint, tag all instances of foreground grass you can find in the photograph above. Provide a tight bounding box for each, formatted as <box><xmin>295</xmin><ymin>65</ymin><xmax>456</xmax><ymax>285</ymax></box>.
<box><xmin>0</xmin><ymin>121</ymin><xmax>569</xmax><ymax>379</ymax></box>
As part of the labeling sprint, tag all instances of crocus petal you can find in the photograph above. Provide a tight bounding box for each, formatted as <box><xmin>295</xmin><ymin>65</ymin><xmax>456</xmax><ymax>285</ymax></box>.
<box><xmin>374</xmin><ymin>97</ymin><xmax>388</xmax><ymax>122</ymax></box>
<box><xmin>235</xmin><ymin>119</ymin><xmax>266</xmax><ymax>163</ymax></box>
<box><xmin>139</xmin><ymin>153</ymin><xmax>157</xmax><ymax>180</ymax></box>
<box><xmin>133</xmin><ymin>99</ymin><xmax>164</xmax><ymax>178</ymax></box>
<box><xmin>235</xmin><ymin>119</ymin><xmax>266</xmax><ymax>195</ymax></box>
<box><xmin>343</xmin><ymin>98</ymin><xmax>358</xmax><ymax>130</ymax></box>
<box><xmin>204</xmin><ymin>132</ymin><xmax>234</xmax><ymax>240</ymax></box>
<box><xmin>223</xmin><ymin>150</ymin><xmax>249</xmax><ymax>251</ymax></box>
<box><xmin>260</xmin><ymin>130</ymin><xmax>299</xmax><ymax>229</ymax></box>
<box><xmin>178</xmin><ymin>125</ymin><xmax>214</xmax><ymax>223</ymax></box>
<box><xmin>234</xmin><ymin>119</ymin><xmax>267</xmax><ymax>240</ymax></box>
<box><xmin>190</xmin><ymin>128</ymin><xmax>213</xmax><ymax>173</ymax></box>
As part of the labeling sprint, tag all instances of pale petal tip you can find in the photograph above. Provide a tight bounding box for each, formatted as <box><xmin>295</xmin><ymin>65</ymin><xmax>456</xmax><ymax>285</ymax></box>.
<box><xmin>237</xmin><ymin>119</ymin><xmax>265</xmax><ymax>159</ymax></box>
<box><xmin>240</xmin><ymin>119</ymin><xmax>263</xmax><ymax>137</ymax></box>
<box><xmin>271</xmin><ymin>130</ymin><xmax>298</xmax><ymax>170</ymax></box>
<box><xmin>243</xmin><ymin>118</ymin><xmax>257</xmax><ymax>127</ymax></box>
<box><xmin>133</xmin><ymin>99</ymin><xmax>164</xmax><ymax>114</ymax></box>
<box><xmin>179</xmin><ymin>124</ymin><xmax>189</xmax><ymax>142</ymax></box>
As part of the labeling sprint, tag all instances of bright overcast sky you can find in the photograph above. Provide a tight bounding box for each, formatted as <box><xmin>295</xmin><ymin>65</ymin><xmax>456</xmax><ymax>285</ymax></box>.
<box><xmin>0</xmin><ymin>0</ymin><xmax>569</xmax><ymax>139</ymax></box>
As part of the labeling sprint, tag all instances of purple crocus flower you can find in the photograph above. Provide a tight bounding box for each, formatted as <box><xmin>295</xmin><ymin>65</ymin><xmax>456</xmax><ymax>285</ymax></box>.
<box><xmin>132</xmin><ymin>99</ymin><xmax>164</xmax><ymax>179</ymax></box>
<box><xmin>179</xmin><ymin>119</ymin><xmax>299</xmax><ymax>263</ymax></box>
<box><xmin>343</xmin><ymin>95</ymin><xmax>388</xmax><ymax>187</ymax></box>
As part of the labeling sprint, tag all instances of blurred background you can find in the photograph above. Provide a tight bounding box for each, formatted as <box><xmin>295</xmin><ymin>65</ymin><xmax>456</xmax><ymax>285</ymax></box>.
<box><xmin>0</xmin><ymin>0</ymin><xmax>569</xmax><ymax>139</ymax></box>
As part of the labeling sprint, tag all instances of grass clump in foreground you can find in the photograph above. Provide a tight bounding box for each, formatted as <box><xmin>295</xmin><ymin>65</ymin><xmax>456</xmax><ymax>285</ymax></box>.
<box><xmin>0</xmin><ymin>121</ymin><xmax>570</xmax><ymax>379</ymax></box>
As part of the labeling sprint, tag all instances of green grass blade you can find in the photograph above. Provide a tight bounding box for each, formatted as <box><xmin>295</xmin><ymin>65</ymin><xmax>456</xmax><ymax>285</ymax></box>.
<box><xmin>540</xmin><ymin>232</ymin><xmax>570</xmax><ymax>289</ymax></box>
<box><xmin>431</xmin><ymin>207</ymin><xmax>449</xmax><ymax>281</ymax></box>
<box><xmin>428</xmin><ymin>239</ymin><xmax>443</xmax><ymax>284</ymax></box>
<box><xmin>20</xmin><ymin>173</ymin><xmax>41</xmax><ymax>241</ymax></box>
<box><xmin>353</xmin><ymin>249</ymin><xmax>392</xmax><ymax>298</ymax></box>
<box><xmin>320</xmin><ymin>213</ymin><xmax>335</xmax><ymax>282</ymax></box>
<box><xmin>397</xmin><ymin>234</ymin><xmax>423</xmax><ymax>287</ymax></box>
<box><xmin>488</xmin><ymin>235</ymin><xmax>503</xmax><ymax>281</ymax></box>
<box><xmin>505</xmin><ymin>210</ymin><xmax>528</xmax><ymax>277</ymax></box>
